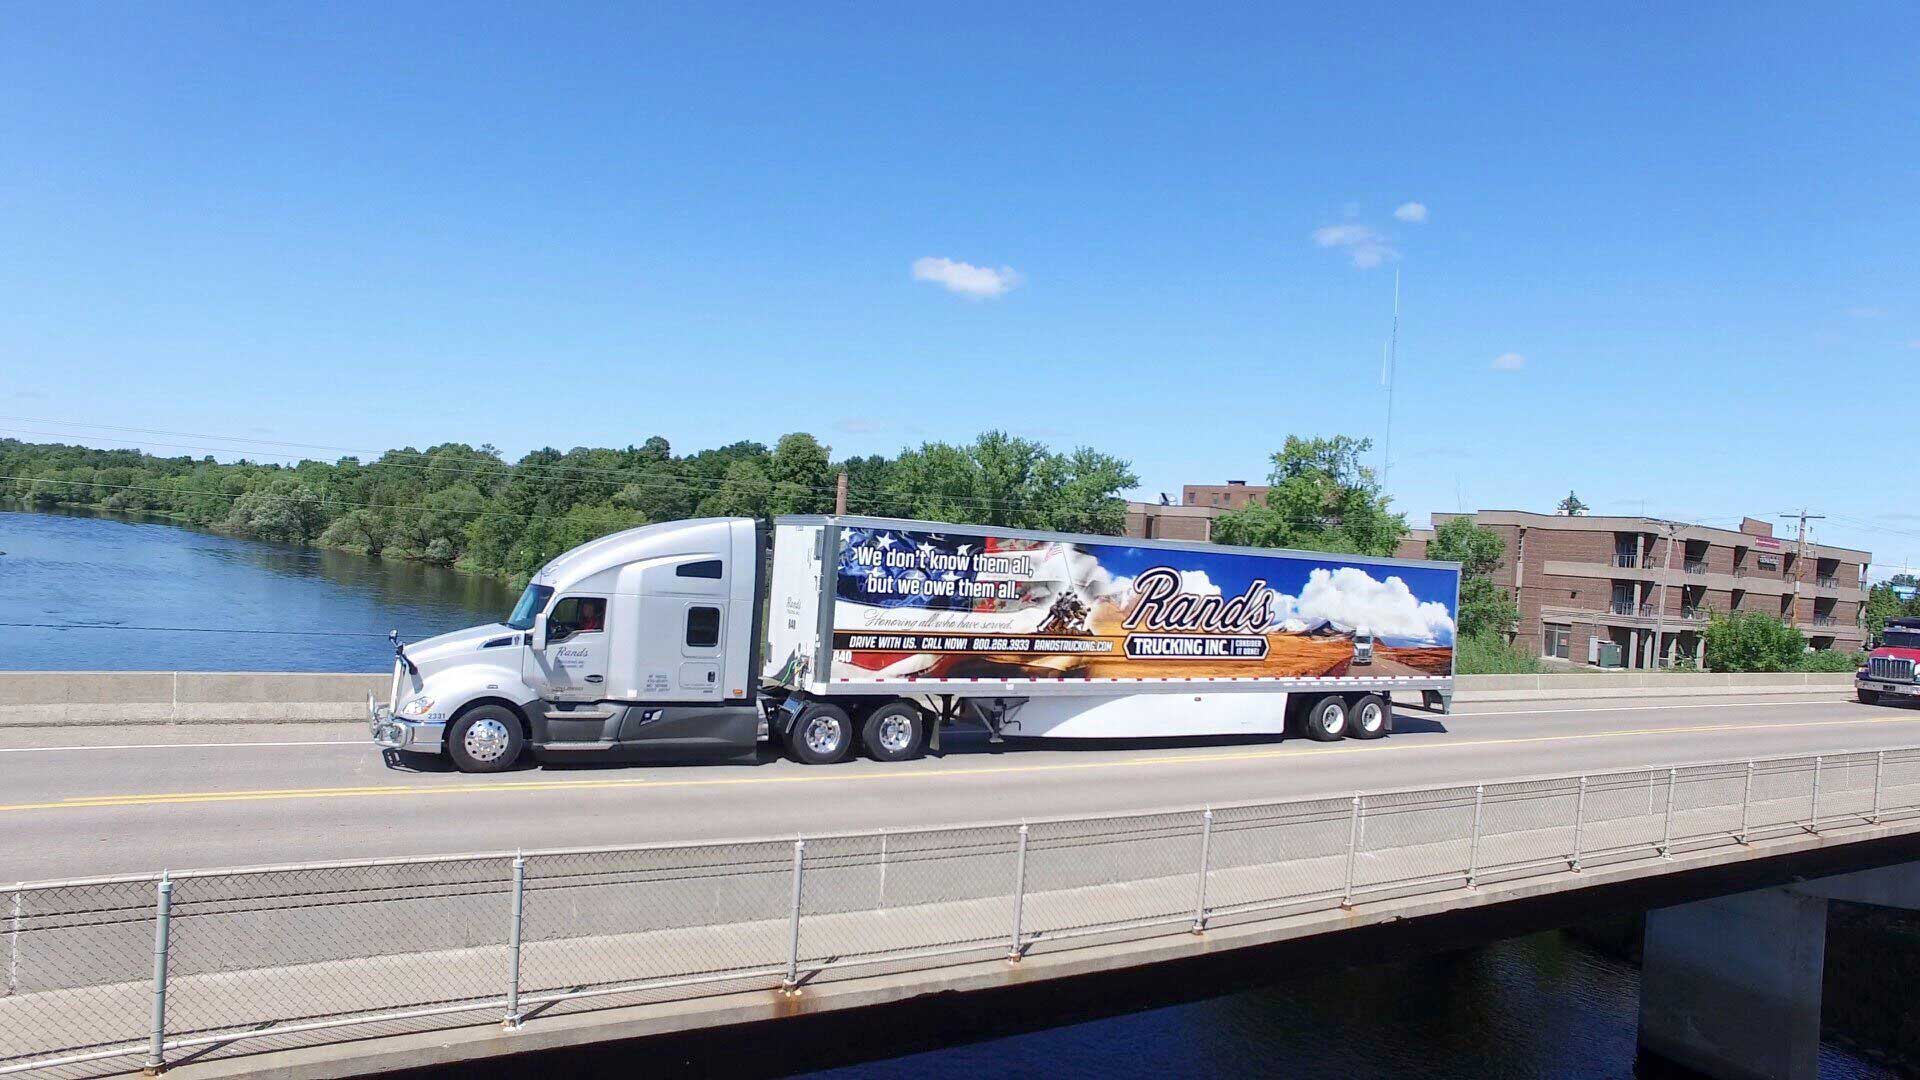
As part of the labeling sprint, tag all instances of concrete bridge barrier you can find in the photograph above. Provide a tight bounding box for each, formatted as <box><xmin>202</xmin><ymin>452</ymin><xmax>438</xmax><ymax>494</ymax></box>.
<box><xmin>0</xmin><ymin>670</ymin><xmax>1860</xmax><ymax>728</ymax></box>
<box><xmin>0</xmin><ymin>672</ymin><xmax>391</xmax><ymax>726</ymax></box>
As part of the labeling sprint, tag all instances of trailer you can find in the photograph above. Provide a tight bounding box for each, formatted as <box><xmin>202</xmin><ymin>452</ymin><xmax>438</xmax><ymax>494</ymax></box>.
<box><xmin>370</xmin><ymin>515</ymin><xmax>1460</xmax><ymax>772</ymax></box>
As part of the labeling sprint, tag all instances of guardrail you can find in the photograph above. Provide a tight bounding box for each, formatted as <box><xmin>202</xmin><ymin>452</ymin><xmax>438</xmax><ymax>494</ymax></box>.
<box><xmin>4</xmin><ymin>745</ymin><xmax>1919</xmax><ymax>1077</ymax></box>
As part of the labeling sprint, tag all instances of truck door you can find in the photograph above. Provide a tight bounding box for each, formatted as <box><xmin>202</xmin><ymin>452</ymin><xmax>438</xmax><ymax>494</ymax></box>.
<box><xmin>527</xmin><ymin>594</ymin><xmax>611</xmax><ymax>699</ymax></box>
<box><xmin>679</xmin><ymin>600</ymin><xmax>725</xmax><ymax>693</ymax></box>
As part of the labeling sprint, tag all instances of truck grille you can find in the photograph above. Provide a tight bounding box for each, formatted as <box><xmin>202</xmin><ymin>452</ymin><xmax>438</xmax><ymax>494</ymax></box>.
<box><xmin>1869</xmin><ymin>656</ymin><xmax>1916</xmax><ymax>683</ymax></box>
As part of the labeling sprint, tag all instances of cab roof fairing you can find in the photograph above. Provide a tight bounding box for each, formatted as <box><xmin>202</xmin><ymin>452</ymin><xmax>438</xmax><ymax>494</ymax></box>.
<box><xmin>530</xmin><ymin>517</ymin><xmax>750</xmax><ymax>594</ymax></box>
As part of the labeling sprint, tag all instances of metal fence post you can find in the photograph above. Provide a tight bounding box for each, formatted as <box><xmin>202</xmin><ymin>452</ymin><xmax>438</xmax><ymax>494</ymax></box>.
<box><xmin>145</xmin><ymin>874</ymin><xmax>173</xmax><ymax>1074</ymax></box>
<box><xmin>782</xmin><ymin>840</ymin><xmax>805</xmax><ymax>991</ymax></box>
<box><xmin>504</xmin><ymin>854</ymin><xmax>526</xmax><ymax>1029</ymax></box>
<box><xmin>1008</xmin><ymin>825</ymin><xmax>1029</xmax><ymax>961</ymax></box>
<box><xmin>1660</xmin><ymin>768</ymin><xmax>1677</xmax><ymax>858</ymax></box>
<box><xmin>1465</xmin><ymin>786</ymin><xmax>1484</xmax><ymax>889</ymax></box>
<box><xmin>1808</xmin><ymin>756</ymin><xmax>1823</xmax><ymax>833</ymax></box>
<box><xmin>1738</xmin><ymin>762</ymin><xmax>1754</xmax><ymax>845</ymax></box>
<box><xmin>1872</xmin><ymin>751</ymin><xmax>1886</xmax><ymax>824</ymax></box>
<box><xmin>7</xmin><ymin>884</ymin><xmax>19</xmax><ymax>998</ymax></box>
<box><xmin>1340</xmin><ymin>795</ymin><xmax>1362</xmax><ymax>907</ymax></box>
<box><xmin>1191</xmin><ymin>809</ymin><xmax>1213</xmax><ymax>934</ymax></box>
<box><xmin>1570</xmin><ymin>776</ymin><xmax>1588</xmax><ymax>871</ymax></box>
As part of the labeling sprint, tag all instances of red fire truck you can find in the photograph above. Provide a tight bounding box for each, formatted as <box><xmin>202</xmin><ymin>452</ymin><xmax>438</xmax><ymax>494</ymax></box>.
<box><xmin>1858</xmin><ymin>616</ymin><xmax>1920</xmax><ymax>705</ymax></box>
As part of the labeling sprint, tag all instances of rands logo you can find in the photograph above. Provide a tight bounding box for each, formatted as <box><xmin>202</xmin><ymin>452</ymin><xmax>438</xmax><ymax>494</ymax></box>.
<box><xmin>1122</xmin><ymin>566</ymin><xmax>1278</xmax><ymax>634</ymax></box>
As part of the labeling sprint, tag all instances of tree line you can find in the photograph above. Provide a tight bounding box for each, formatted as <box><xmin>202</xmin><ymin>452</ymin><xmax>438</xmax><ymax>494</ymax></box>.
<box><xmin>0</xmin><ymin>432</ymin><xmax>1137</xmax><ymax>583</ymax></box>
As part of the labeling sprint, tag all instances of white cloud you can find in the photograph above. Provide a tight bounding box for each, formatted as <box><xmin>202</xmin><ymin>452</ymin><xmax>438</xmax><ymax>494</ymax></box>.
<box><xmin>1276</xmin><ymin>567</ymin><xmax>1456</xmax><ymax>644</ymax></box>
<box><xmin>1311</xmin><ymin>224</ymin><xmax>1397</xmax><ymax>269</ymax></box>
<box><xmin>911</xmin><ymin>256</ymin><xmax>1021</xmax><ymax>299</ymax></box>
<box><xmin>1393</xmin><ymin>201</ymin><xmax>1429</xmax><ymax>223</ymax></box>
<box><xmin>1491</xmin><ymin>352</ymin><xmax>1526</xmax><ymax>371</ymax></box>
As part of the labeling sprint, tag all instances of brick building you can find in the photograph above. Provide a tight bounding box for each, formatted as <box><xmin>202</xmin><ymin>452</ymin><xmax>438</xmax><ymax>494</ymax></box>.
<box><xmin>1396</xmin><ymin>511</ymin><xmax>1869</xmax><ymax>666</ymax></box>
<box><xmin>1125</xmin><ymin>480</ymin><xmax>1272</xmax><ymax>541</ymax></box>
<box><xmin>1182</xmin><ymin>480</ymin><xmax>1269</xmax><ymax>510</ymax></box>
<box><xmin>1124</xmin><ymin>501</ymin><xmax>1220</xmax><ymax>541</ymax></box>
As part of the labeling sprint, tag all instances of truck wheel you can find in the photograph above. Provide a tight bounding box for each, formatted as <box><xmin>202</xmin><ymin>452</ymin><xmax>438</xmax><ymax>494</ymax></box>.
<box><xmin>786</xmin><ymin>703</ymin><xmax>854</xmax><ymax>764</ymax></box>
<box><xmin>1349</xmin><ymin>694</ymin><xmax>1389</xmax><ymax>740</ymax></box>
<box><xmin>1303</xmin><ymin>695</ymin><xmax>1348</xmax><ymax>742</ymax></box>
<box><xmin>447</xmin><ymin>705</ymin><xmax>525</xmax><ymax>773</ymax></box>
<box><xmin>1858</xmin><ymin>688</ymin><xmax>1881</xmax><ymax>706</ymax></box>
<box><xmin>861</xmin><ymin>701</ymin><xmax>926</xmax><ymax>762</ymax></box>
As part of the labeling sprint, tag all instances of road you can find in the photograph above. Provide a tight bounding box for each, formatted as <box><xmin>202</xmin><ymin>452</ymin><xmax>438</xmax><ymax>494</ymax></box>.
<box><xmin>2</xmin><ymin>692</ymin><xmax>1917</xmax><ymax>882</ymax></box>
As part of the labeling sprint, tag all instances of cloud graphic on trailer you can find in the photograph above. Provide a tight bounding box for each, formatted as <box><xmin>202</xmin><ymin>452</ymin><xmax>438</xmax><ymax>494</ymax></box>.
<box><xmin>1271</xmin><ymin>568</ymin><xmax>1455</xmax><ymax>645</ymax></box>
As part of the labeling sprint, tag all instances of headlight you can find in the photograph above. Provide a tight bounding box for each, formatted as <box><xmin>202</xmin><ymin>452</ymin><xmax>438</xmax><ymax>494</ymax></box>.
<box><xmin>401</xmin><ymin>695</ymin><xmax>436</xmax><ymax>717</ymax></box>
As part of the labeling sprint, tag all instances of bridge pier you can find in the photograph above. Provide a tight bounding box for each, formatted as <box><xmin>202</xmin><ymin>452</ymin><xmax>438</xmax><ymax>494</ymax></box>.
<box><xmin>1637</xmin><ymin>863</ymin><xmax>1920</xmax><ymax>1080</ymax></box>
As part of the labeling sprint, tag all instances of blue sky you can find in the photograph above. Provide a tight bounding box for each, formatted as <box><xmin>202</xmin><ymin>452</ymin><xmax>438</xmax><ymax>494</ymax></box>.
<box><xmin>2</xmin><ymin>4</ymin><xmax>1916</xmax><ymax>574</ymax></box>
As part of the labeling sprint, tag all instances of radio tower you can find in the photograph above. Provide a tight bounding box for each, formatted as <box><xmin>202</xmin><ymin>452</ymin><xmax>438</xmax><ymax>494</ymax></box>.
<box><xmin>1381</xmin><ymin>267</ymin><xmax>1400</xmax><ymax>490</ymax></box>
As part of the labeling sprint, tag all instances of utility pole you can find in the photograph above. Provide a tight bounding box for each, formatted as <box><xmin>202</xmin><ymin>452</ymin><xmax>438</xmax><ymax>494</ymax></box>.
<box><xmin>1652</xmin><ymin>520</ymin><xmax>1679</xmax><ymax>669</ymax></box>
<box><xmin>1779</xmin><ymin>508</ymin><xmax>1825</xmax><ymax>628</ymax></box>
<box><xmin>835</xmin><ymin>472</ymin><xmax>848</xmax><ymax>516</ymax></box>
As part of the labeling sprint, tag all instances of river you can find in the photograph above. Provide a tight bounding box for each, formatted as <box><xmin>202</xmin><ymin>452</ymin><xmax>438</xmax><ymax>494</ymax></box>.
<box><xmin>0</xmin><ymin>509</ymin><xmax>1905</xmax><ymax>1077</ymax></box>
<box><xmin>0</xmin><ymin>508</ymin><xmax>511</xmax><ymax>671</ymax></box>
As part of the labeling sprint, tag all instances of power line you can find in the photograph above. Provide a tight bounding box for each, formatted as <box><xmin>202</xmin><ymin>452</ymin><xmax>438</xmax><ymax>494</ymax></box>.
<box><xmin>0</xmin><ymin>621</ymin><xmax>395</xmax><ymax>638</ymax></box>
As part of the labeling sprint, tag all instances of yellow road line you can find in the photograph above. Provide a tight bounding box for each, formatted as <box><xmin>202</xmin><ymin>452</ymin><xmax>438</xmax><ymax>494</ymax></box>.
<box><xmin>4</xmin><ymin>712</ymin><xmax>1918</xmax><ymax>815</ymax></box>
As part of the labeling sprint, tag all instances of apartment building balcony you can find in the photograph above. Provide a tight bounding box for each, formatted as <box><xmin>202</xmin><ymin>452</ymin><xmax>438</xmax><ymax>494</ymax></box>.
<box><xmin>1680</xmin><ymin>606</ymin><xmax>1711</xmax><ymax>622</ymax></box>
<box><xmin>1682</xmin><ymin>559</ymin><xmax>1708</xmax><ymax>576</ymax></box>
<box><xmin>1816</xmin><ymin>574</ymin><xmax>1840</xmax><ymax>589</ymax></box>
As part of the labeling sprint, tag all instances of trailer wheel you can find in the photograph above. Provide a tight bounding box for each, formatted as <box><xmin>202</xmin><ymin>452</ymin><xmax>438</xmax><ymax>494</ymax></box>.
<box><xmin>1349</xmin><ymin>694</ymin><xmax>1389</xmax><ymax>740</ymax></box>
<box><xmin>861</xmin><ymin>701</ymin><xmax>926</xmax><ymax>762</ymax></box>
<box><xmin>785</xmin><ymin>703</ymin><xmax>854</xmax><ymax>764</ymax></box>
<box><xmin>447</xmin><ymin>705</ymin><xmax>526</xmax><ymax>773</ymax></box>
<box><xmin>1302</xmin><ymin>695</ymin><xmax>1348</xmax><ymax>742</ymax></box>
<box><xmin>1858</xmin><ymin>688</ymin><xmax>1881</xmax><ymax>706</ymax></box>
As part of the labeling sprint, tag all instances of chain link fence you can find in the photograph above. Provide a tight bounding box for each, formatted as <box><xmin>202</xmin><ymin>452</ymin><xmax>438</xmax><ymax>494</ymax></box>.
<box><xmin>5</xmin><ymin>744</ymin><xmax>1920</xmax><ymax>1077</ymax></box>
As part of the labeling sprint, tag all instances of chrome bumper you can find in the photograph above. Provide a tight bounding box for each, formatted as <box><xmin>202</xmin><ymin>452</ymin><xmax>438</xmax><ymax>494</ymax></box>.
<box><xmin>369</xmin><ymin>696</ymin><xmax>446</xmax><ymax>752</ymax></box>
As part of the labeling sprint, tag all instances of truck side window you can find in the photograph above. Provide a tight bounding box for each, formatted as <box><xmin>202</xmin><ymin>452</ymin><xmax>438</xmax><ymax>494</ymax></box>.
<box><xmin>676</xmin><ymin>560</ymin><xmax>723</xmax><ymax>579</ymax></box>
<box><xmin>548</xmin><ymin>597</ymin><xmax>606</xmax><ymax>642</ymax></box>
<box><xmin>685</xmin><ymin>605</ymin><xmax>720</xmax><ymax>648</ymax></box>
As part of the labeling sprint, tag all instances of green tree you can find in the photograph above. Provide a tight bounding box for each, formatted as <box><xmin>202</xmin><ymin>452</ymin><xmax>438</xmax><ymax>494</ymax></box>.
<box><xmin>1428</xmin><ymin>517</ymin><xmax>1518</xmax><ymax>639</ymax></box>
<box><xmin>1865</xmin><ymin>574</ymin><xmax>1920</xmax><ymax>643</ymax></box>
<box><xmin>1704</xmin><ymin>611</ymin><xmax>1807</xmax><ymax>672</ymax></box>
<box><xmin>224</xmin><ymin>478</ymin><xmax>326</xmax><ymax>543</ymax></box>
<box><xmin>699</xmin><ymin>459</ymin><xmax>774</xmax><ymax>519</ymax></box>
<box><xmin>767</xmin><ymin>433</ymin><xmax>833</xmax><ymax>515</ymax></box>
<box><xmin>1211</xmin><ymin>435</ymin><xmax>1407</xmax><ymax>556</ymax></box>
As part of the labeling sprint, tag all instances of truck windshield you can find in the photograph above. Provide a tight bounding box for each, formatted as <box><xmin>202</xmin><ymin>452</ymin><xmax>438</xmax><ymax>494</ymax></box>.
<box><xmin>505</xmin><ymin>584</ymin><xmax>555</xmax><ymax>630</ymax></box>
<box><xmin>1885</xmin><ymin>630</ymin><xmax>1920</xmax><ymax>649</ymax></box>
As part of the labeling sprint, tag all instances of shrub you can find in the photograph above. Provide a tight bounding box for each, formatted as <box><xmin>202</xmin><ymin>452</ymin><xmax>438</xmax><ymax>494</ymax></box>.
<box><xmin>1456</xmin><ymin>631</ymin><xmax>1542</xmax><ymax>674</ymax></box>
<box><xmin>1792</xmin><ymin>649</ymin><xmax>1863</xmax><ymax>673</ymax></box>
<box><xmin>1703</xmin><ymin>612</ymin><xmax>1806</xmax><ymax>673</ymax></box>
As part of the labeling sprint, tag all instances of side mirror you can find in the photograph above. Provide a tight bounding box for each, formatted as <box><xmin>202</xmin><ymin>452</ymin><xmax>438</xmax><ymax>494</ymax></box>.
<box><xmin>530</xmin><ymin>612</ymin><xmax>549</xmax><ymax>653</ymax></box>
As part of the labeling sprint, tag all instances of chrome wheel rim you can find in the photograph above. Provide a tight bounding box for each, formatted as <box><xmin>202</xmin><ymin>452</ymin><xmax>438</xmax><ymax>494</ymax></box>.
<box><xmin>1321</xmin><ymin>702</ymin><xmax>1347</xmax><ymax>735</ymax></box>
<box><xmin>878</xmin><ymin>714</ymin><xmax>914</xmax><ymax>753</ymax></box>
<box><xmin>804</xmin><ymin>716</ymin><xmax>842</xmax><ymax>756</ymax></box>
<box><xmin>464</xmin><ymin>718</ymin><xmax>511</xmax><ymax>763</ymax></box>
<box><xmin>1358</xmin><ymin>702</ymin><xmax>1384</xmax><ymax>732</ymax></box>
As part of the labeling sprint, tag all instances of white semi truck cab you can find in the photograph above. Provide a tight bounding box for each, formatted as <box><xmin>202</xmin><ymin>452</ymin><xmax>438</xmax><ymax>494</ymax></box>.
<box><xmin>371</xmin><ymin>515</ymin><xmax>1460</xmax><ymax>772</ymax></box>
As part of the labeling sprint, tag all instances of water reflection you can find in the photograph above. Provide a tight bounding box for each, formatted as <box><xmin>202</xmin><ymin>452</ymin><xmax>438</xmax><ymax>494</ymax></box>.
<box><xmin>805</xmin><ymin>932</ymin><xmax>1896</xmax><ymax>1079</ymax></box>
<box><xmin>0</xmin><ymin>508</ymin><xmax>511</xmax><ymax>671</ymax></box>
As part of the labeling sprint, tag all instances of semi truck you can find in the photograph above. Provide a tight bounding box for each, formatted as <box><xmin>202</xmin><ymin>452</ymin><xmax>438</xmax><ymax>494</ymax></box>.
<box><xmin>1857</xmin><ymin>616</ymin><xmax>1920</xmax><ymax>706</ymax></box>
<box><xmin>369</xmin><ymin>515</ymin><xmax>1461</xmax><ymax>772</ymax></box>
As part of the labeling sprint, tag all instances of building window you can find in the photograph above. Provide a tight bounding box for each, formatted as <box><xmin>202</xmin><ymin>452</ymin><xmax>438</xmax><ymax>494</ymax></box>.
<box><xmin>1544</xmin><ymin>624</ymin><xmax>1571</xmax><ymax>660</ymax></box>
